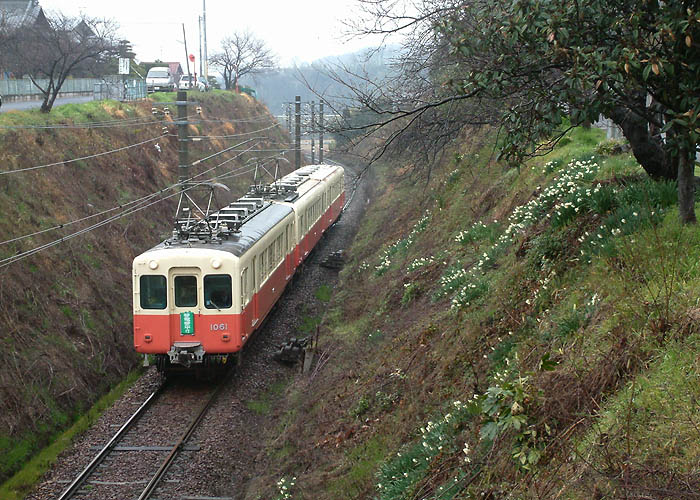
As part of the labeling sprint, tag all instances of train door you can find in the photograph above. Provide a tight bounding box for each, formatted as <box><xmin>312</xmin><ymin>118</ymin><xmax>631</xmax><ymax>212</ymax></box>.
<box><xmin>251</xmin><ymin>256</ymin><xmax>259</xmax><ymax>327</ymax></box>
<box><xmin>168</xmin><ymin>267</ymin><xmax>201</xmax><ymax>346</ymax></box>
<box><xmin>284</xmin><ymin>224</ymin><xmax>291</xmax><ymax>279</ymax></box>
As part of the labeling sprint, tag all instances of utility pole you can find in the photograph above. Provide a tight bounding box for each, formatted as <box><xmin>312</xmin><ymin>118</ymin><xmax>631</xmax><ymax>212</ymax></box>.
<box><xmin>182</xmin><ymin>24</ymin><xmax>191</xmax><ymax>80</ymax></box>
<box><xmin>177</xmin><ymin>91</ymin><xmax>190</xmax><ymax>198</ymax></box>
<box><xmin>311</xmin><ymin>100</ymin><xmax>315</xmax><ymax>165</ymax></box>
<box><xmin>198</xmin><ymin>16</ymin><xmax>203</xmax><ymax>81</ymax></box>
<box><xmin>286</xmin><ymin>103</ymin><xmax>292</xmax><ymax>135</ymax></box>
<box><xmin>319</xmin><ymin>101</ymin><xmax>324</xmax><ymax>164</ymax></box>
<box><xmin>202</xmin><ymin>0</ymin><xmax>209</xmax><ymax>82</ymax></box>
<box><xmin>295</xmin><ymin>96</ymin><xmax>301</xmax><ymax>170</ymax></box>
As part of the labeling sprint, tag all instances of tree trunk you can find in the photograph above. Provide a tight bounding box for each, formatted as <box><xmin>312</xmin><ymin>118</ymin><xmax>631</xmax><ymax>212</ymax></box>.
<box><xmin>40</xmin><ymin>79</ymin><xmax>55</xmax><ymax>113</ymax></box>
<box><xmin>40</xmin><ymin>95</ymin><xmax>51</xmax><ymax>113</ymax></box>
<box><xmin>606</xmin><ymin>104</ymin><xmax>674</xmax><ymax>181</ymax></box>
<box><xmin>677</xmin><ymin>145</ymin><xmax>697</xmax><ymax>224</ymax></box>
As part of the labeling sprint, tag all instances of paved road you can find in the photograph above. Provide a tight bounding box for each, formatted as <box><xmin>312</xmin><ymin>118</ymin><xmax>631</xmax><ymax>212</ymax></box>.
<box><xmin>0</xmin><ymin>95</ymin><xmax>94</xmax><ymax>113</ymax></box>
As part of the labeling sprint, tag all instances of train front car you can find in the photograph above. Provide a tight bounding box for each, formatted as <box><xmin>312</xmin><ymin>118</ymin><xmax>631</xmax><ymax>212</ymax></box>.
<box><xmin>132</xmin><ymin>163</ymin><xmax>345</xmax><ymax>375</ymax></box>
<box><xmin>133</xmin><ymin>246</ymin><xmax>241</xmax><ymax>373</ymax></box>
<box><xmin>133</xmin><ymin>200</ymin><xmax>295</xmax><ymax>374</ymax></box>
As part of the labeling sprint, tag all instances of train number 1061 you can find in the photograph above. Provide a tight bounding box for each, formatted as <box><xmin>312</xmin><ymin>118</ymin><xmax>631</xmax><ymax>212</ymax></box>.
<box><xmin>210</xmin><ymin>323</ymin><xmax>228</xmax><ymax>331</ymax></box>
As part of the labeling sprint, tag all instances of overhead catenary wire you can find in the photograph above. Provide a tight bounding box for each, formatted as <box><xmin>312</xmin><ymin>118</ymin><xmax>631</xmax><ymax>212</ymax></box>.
<box><xmin>0</xmin><ymin>102</ymin><xmax>290</xmax><ymax>259</ymax></box>
<box><xmin>0</xmin><ymin>137</ymin><xmax>265</xmax><ymax>249</ymax></box>
<box><xmin>189</xmin><ymin>137</ymin><xmax>271</xmax><ymax>166</ymax></box>
<box><xmin>0</xmin><ymin>191</ymin><xmax>163</xmax><ymax>247</ymax></box>
<box><xmin>193</xmin><ymin>115</ymin><xmax>278</xmax><ymax>124</ymax></box>
<box><xmin>189</xmin><ymin>122</ymin><xmax>279</xmax><ymax>139</ymax></box>
<box><xmin>0</xmin><ymin>118</ymin><xmax>283</xmax><ymax>176</ymax></box>
<box><xmin>0</xmin><ymin>141</ymin><xmax>266</xmax><ymax>269</ymax></box>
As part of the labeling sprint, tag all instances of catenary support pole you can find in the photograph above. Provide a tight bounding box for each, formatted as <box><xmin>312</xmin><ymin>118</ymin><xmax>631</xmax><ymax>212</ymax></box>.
<box><xmin>286</xmin><ymin>102</ymin><xmax>292</xmax><ymax>134</ymax></box>
<box><xmin>295</xmin><ymin>96</ymin><xmax>301</xmax><ymax>169</ymax></box>
<box><xmin>319</xmin><ymin>101</ymin><xmax>324</xmax><ymax>164</ymax></box>
<box><xmin>177</xmin><ymin>91</ymin><xmax>189</xmax><ymax>193</ymax></box>
<box><xmin>311</xmin><ymin>101</ymin><xmax>315</xmax><ymax>164</ymax></box>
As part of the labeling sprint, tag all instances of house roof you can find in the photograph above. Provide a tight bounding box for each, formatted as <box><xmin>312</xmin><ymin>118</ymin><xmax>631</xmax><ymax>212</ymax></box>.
<box><xmin>0</xmin><ymin>0</ymin><xmax>45</xmax><ymax>28</ymax></box>
<box><xmin>167</xmin><ymin>62</ymin><xmax>183</xmax><ymax>76</ymax></box>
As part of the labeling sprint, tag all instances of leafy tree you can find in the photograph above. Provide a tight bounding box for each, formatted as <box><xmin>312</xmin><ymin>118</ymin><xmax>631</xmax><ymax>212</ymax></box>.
<box><xmin>334</xmin><ymin>0</ymin><xmax>699</xmax><ymax>223</ymax></box>
<box><xmin>439</xmin><ymin>0</ymin><xmax>700</xmax><ymax>222</ymax></box>
<box><xmin>209</xmin><ymin>30</ymin><xmax>276</xmax><ymax>91</ymax></box>
<box><xmin>4</xmin><ymin>13</ymin><xmax>119</xmax><ymax>112</ymax></box>
<box><xmin>207</xmin><ymin>75</ymin><xmax>221</xmax><ymax>89</ymax></box>
<box><xmin>92</xmin><ymin>39</ymin><xmax>144</xmax><ymax>78</ymax></box>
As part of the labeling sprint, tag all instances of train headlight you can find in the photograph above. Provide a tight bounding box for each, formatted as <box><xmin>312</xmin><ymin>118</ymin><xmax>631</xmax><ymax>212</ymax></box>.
<box><xmin>211</xmin><ymin>259</ymin><xmax>222</xmax><ymax>269</ymax></box>
<box><xmin>148</xmin><ymin>260</ymin><xmax>159</xmax><ymax>270</ymax></box>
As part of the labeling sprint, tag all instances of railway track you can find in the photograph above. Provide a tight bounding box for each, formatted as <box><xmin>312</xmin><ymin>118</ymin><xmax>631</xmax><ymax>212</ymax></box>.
<box><xmin>56</xmin><ymin>371</ymin><xmax>233</xmax><ymax>500</ymax></box>
<box><xmin>25</xmin><ymin>159</ymin><xmax>369</xmax><ymax>500</ymax></box>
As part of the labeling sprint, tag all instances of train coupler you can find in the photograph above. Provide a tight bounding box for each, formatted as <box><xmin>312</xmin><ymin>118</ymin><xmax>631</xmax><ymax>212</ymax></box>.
<box><xmin>167</xmin><ymin>342</ymin><xmax>205</xmax><ymax>367</ymax></box>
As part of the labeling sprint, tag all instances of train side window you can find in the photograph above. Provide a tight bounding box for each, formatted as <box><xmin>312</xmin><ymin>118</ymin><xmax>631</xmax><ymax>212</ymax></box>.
<box><xmin>267</xmin><ymin>245</ymin><xmax>274</xmax><ymax>271</ymax></box>
<box><xmin>260</xmin><ymin>251</ymin><xmax>267</xmax><ymax>281</ymax></box>
<box><xmin>174</xmin><ymin>276</ymin><xmax>197</xmax><ymax>307</ymax></box>
<box><xmin>240</xmin><ymin>267</ymin><xmax>248</xmax><ymax>304</ymax></box>
<box><xmin>252</xmin><ymin>256</ymin><xmax>257</xmax><ymax>290</ymax></box>
<box><xmin>204</xmin><ymin>275</ymin><xmax>232</xmax><ymax>309</ymax></box>
<box><xmin>140</xmin><ymin>275</ymin><xmax>167</xmax><ymax>309</ymax></box>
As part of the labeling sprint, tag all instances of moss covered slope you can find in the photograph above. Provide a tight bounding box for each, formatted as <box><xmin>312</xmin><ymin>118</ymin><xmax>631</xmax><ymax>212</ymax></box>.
<box><xmin>253</xmin><ymin>126</ymin><xmax>700</xmax><ymax>499</ymax></box>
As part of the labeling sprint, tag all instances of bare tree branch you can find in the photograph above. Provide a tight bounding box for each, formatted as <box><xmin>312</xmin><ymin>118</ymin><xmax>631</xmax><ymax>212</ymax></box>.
<box><xmin>4</xmin><ymin>13</ymin><xmax>119</xmax><ymax>112</ymax></box>
<box><xmin>209</xmin><ymin>30</ymin><xmax>276</xmax><ymax>91</ymax></box>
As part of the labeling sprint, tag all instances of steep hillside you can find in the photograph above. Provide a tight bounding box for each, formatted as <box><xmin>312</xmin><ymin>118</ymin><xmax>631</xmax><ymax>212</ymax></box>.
<box><xmin>247</xmin><ymin>126</ymin><xmax>700</xmax><ymax>499</ymax></box>
<box><xmin>0</xmin><ymin>92</ymin><xmax>291</xmax><ymax>484</ymax></box>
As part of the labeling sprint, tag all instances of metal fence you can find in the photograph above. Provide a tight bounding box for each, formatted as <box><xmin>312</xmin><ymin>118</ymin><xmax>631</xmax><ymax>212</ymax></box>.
<box><xmin>93</xmin><ymin>78</ymin><xmax>147</xmax><ymax>102</ymax></box>
<box><xmin>1</xmin><ymin>77</ymin><xmax>147</xmax><ymax>102</ymax></box>
<box><xmin>0</xmin><ymin>78</ymin><xmax>96</xmax><ymax>97</ymax></box>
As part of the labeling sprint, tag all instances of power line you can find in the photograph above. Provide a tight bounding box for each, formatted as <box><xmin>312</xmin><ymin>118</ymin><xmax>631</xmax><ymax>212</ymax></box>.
<box><xmin>0</xmin><ymin>133</ymin><xmax>283</xmax><ymax>250</ymax></box>
<box><xmin>0</xmin><ymin>192</ymin><xmax>163</xmax><ymax>248</ymax></box>
<box><xmin>0</xmin><ymin>144</ymin><xmax>262</xmax><ymax>270</ymax></box>
<box><xmin>0</xmin><ymin>119</ymin><xmax>283</xmax><ymax>176</ymax></box>
<box><xmin>0</xmin><ymin>138</ymin><xmax>265</xmax><ymax>249</ymax></box>
<box><xmin>189</xmin><ymin>123</ymin><xmax>279</xmax><ymax>139</ymax></box>
<box><xmin>0</xmin><ymin>116</ymin><xmax>172</xmax><ymax>130</ymax></box>
<box><xmin>190</xmin><ymin>137</ymin><xmax>267</xmax><ymax>167</ymax></box>
<box><xmin>193</xmin><ymin>115</ymin><xmax>278</xmax><ymax>124</ymax></box>
<box><xmin>0</xmin><ymin>134</ymin><xmax>170</xmax><ymax>176</ymax></box>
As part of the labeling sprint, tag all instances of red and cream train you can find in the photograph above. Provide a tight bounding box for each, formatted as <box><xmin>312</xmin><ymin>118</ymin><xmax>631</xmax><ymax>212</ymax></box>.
<box><xmin>132</xmin><ymin>164</ymin><xmax>345</xmax><ymax>371</ymax></box>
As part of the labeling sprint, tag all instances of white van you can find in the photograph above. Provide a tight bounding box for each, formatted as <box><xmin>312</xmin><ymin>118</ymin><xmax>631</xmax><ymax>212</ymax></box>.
<box><xmin>146</xmin><ymin>67</ymin><xmax>176</xmax><ymax>93</ymax></box>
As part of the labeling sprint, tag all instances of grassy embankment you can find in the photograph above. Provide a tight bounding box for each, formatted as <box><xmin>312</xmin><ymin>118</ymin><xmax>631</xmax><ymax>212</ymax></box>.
<box><xmin>251</xmin><ymin>125</ymin><xmax>700</xmax><ymax>499</ymax></box>
<box><xmin>0</xmin><ymin>90</ymin><xmax>289</xmax><ymax>497</ymax></box>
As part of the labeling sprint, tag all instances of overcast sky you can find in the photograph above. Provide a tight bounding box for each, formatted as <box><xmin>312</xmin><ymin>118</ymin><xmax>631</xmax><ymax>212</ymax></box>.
<box><xmin>39</xmin><ymin>0</ymin><xmax>379</xmax><ymax>70</ymax></box>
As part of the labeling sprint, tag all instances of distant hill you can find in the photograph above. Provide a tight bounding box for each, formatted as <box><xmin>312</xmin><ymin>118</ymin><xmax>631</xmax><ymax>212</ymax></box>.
<box><xmin>240</xmin><ymin>46</ymin><xmax>400</xmax><ymax>115</ymax></box>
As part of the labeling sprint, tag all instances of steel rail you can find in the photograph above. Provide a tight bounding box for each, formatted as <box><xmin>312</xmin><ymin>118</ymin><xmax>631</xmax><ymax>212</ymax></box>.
<box><xmin>57</xmin><ymin>381</ymin><xmax>168</xmax><ymax>500</ymax></box>
<box><xmin>137</xmin><ymin>372</ymin><xmax>232</xmax><ymax>500</ymax></box>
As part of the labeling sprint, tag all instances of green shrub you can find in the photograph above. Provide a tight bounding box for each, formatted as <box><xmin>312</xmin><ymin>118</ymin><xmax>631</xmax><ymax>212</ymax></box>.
<box><xmin>586</xmin><ymin>183</ymin><xmax>619</xmax><ymax>215</ymax></box>
<box><xmin>594</xmin><ymin>138</ymin><xmax>629</xmax><ymax>156</ymax></box>
<box><xmin>526</xmin><ymin>232</ymin><xmax>564</xmax><ymax>272</ymax></box>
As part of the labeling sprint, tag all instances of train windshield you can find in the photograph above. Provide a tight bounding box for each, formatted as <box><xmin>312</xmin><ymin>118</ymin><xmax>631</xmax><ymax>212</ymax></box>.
<box><xmin>175</xmin><ymin>276</ymin><xmax>198</xmax><ymax>307</ymax></box>
<box><xmin>140</xmin><ymin>275</ymin><xmax>167</xmax><ymax>309</ymax></box>
<box><xmin>204</xmin><ymin>275</ymin><xmax>232</xmax><ymax>309</ymax></box>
